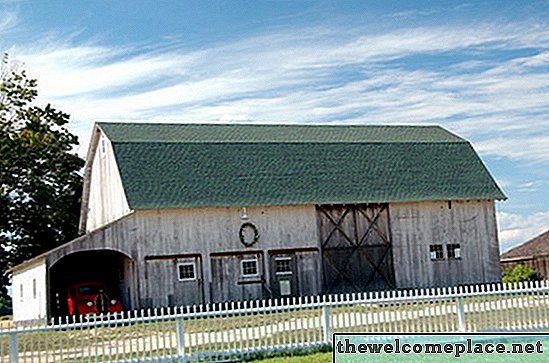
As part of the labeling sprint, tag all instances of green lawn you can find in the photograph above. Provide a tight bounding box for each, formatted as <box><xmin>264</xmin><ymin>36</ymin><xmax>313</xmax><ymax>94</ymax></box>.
<box><xmin>248</xmin><ymin>352</ymin><xmax>332</xmax><ymax>363</ymax></box>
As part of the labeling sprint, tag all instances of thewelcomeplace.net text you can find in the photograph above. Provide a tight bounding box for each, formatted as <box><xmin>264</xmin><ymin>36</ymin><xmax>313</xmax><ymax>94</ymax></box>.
<box><xmin>335</xmin><ymin>338</ymin><xmax>544</xmax><ymax>358</ymax></box>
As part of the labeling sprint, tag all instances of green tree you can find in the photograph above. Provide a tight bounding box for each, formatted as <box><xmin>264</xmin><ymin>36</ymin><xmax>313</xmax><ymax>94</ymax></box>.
<box><xmin>0</xmin><ymin>54</ymin><xmax>84</xmax><ymax>303</ymax></box>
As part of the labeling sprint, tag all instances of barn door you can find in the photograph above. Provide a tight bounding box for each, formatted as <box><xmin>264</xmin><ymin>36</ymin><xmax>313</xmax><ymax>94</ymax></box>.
<box><xmin>172</xmin><ymin>256</ymin><xmax>204</xmax><ymax>306</ymax></box>
<box><xmin>269</xmin><ymin>253</ymin><xmax>299</xmax><ymax>298</ymax></box>
<box><xmin>210</xmin><ymin>252</ymin><xmax>265</xmax><ymax>302</ymax></box>
<box><xmin>317</xmin><ymin>204</ymin><xmax>395</xmax><ymax>293</ymax></box>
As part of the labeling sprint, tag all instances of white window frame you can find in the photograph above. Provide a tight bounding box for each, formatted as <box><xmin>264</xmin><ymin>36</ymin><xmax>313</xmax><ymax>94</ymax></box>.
<box><xmin>177</xmin><ymin>262</ymin><xmax>197</xmax><ymax>281</ymax></box>
<box><xmin>447</xmin><ymin>244</ymin><xmax>461</xmax><ymax>259</ymax></box>
<box><xmin>429</xmin><ymin>244</ymin><xmax>444</xmax><ymax>261</ymax></box>
<box><xmin>274</xmin><ymin>256</ymin><xmax>293</xmax><ymax>276</ymax></box>
<box><xmin>241</xmin><ymin>258</ymin><xmax>259</xmax><ymax>277</ymax></box>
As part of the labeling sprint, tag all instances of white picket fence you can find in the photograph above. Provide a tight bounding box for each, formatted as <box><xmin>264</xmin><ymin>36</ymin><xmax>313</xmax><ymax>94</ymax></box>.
<box><xmin>1</xmin><ymin>281</ymin><xmax>549</xmax><ymax>363</ymax></box>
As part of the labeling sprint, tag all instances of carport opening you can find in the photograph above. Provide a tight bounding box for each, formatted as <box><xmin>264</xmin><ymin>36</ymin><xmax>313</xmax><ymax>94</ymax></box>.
<box><xmin>49</xmin><ymin>250</ymin><xmax>134</xmax><ymax>317</ymax></box>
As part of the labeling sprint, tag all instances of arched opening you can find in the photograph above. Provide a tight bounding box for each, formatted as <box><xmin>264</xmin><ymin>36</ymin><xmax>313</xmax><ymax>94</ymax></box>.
<box><xmin>48</xmin><ymin>250</ymin><xmax>135</xmax><ymax>317</ymax></box>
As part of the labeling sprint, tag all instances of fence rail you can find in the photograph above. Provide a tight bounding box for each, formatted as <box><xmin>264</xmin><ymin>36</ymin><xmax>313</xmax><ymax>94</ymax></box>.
<box><xmin>1</xmin><ymin>281</ymin><xmax>549</xmax><ymax>362</ymax></box>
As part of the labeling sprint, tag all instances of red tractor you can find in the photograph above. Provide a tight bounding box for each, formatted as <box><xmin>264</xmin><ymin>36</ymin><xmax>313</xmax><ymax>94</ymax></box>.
<box><xmin>67</xmin><ymin>282</ymin><xmax>123</xmax><ymax>316</ymax></box>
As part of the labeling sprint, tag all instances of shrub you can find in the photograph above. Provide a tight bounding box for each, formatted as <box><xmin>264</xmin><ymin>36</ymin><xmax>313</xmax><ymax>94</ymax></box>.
<box><xmin>502</xmin><ymin>263</ymin><xmax>538</xmax><ymax>284</ymax></box>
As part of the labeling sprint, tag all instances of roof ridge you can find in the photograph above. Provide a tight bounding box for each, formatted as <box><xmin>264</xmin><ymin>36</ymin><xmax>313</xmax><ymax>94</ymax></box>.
<box><xmin>97</xmin><ymin>121</ymin><xmax>444</xmax><ymax>128</ymax></box>
<box><xmin>110</xmin><ymin>140</ymin><xmax>469</xmax><ymax>144</ymax></box>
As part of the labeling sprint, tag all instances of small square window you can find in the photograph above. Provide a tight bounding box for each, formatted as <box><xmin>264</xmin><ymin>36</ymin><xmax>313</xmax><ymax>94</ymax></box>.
<box><xmin>177</xmin><ymin>262</ymin><xmax>196</xmax><ymax>281</ymax></box>
<box><xmin>430</xmin><ymin>244</ymin><xmax>444</xmax><ymax>260</ymax></box>
<box><xmin>275</xmin><ymin>257</ymin><xmax>293</xmax><ymax>275</ymax></box>
<box><xmin>241</xmin><ymin>258</ymin><xmax>259</xmax><ymax>277</ymax></box>
<box><xmin>447</xmin><ymin>244</ymin><xmax>461</xmax><ymax>259</ymax></box>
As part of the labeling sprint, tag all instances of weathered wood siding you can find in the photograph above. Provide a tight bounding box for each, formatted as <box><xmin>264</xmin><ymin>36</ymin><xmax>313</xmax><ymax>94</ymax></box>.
<box><xmin>86</xmin><ymin>132</ymin><xmax>131</xmax><ymax>232</ymax></box>
<box><xmin>38</xmin><ymin>200</ymin><xmax>501</xmax><ymax>315</ymax></box>
<box><xmin>210</xmin><ymin>252</ymin><xmax>266</xmax><ymax>302</ymax></box>
<box><xmin>134</xmin><ymin>206</ymin><xmax>319</xmax><ymax>305</ymax></box>
<box><xmin>143</xmin><ymin>255</ymin><xmax>204</xmax><ymax>307</ymax></box>
<box><xmin>294</xmin><ymin>251</ymin><xmax>321</xmax><ymax>295</ymax></box>
<box><xmin>390</xmin><ymin>200</ymin><xmax>501</xmax><ymax>288</ymax></box>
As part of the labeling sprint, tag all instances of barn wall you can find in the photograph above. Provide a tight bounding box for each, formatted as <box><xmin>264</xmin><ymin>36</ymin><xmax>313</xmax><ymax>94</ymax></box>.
<box><xmin>390</xmin><ymin>200</ymin><xmax>501</xmax><ymax>288</ymax></box>
<box><xmin>86</xmin><ymin>132</ymin><xmax>131</xmax><ymax>232</ymax></box>
<box><xmin>38</xmin><ymin>200</ymin><xmax>502</xmax><ymax>313</ymax></box>
<box><xmin>133</xmin><ymin>205</ymin><xmax>320</xmax><ymax>306</ymax></box>
<box><xmin>12</xmin><ymin>259</ymin><xmax>48</xmax><ymax>322</ymax></box>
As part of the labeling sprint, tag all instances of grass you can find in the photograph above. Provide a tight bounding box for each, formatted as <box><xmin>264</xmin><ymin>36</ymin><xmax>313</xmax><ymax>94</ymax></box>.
<box><xmin>248</xmin><ymin>352</ymin><xmax>332</xmax><ymax>363</ymax></box>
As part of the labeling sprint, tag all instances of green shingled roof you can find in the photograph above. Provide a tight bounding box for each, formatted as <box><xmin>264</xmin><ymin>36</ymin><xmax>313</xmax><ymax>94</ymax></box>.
<box><xmin>97</xmin><ymin>123</ymin><xmax>506</xmax><ymax>209</ymax></box>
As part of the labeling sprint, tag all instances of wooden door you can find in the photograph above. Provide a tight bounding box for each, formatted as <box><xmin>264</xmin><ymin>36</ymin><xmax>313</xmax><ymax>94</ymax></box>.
<box><xmin>210</xmin><ymin>252</ymin><xmax>265</xmax><ymax>302</ymax></box>
<box><xmin>143</xmin><ymin>255</ymin><xmax>204</xmax><ymax>307</ymax></box>
<box><xmin>269</xmin><ymin>253</ymin><xmax>299</xmax><ymax>298</ymax></box>
<box><xmin>172</xmin><ymin>256</ymin><xmax>204</xmax><ymax>306</ymax></box>
<box><xmin>317</xmin><ymin>204</ymin><xmax>395</xmax><ymax>293</ymax></box>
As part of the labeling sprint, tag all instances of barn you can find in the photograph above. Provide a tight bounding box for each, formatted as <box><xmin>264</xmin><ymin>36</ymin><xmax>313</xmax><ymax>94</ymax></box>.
<box><xmin>501</xmin><ymin>229</ymin><xmax>549</xmax><ymax>279</ymax></box>
<box><xmin>10</xmin><ymin>123</ymin><xmax>506</xmax><ymax>321</ymax></box>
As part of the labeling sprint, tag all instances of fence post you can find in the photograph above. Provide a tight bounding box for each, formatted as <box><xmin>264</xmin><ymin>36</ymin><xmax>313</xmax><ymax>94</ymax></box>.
<box><xmin>322</xmin><ymin>296</ymin><xmax>331</xmax><ymax>345</ymax></box>
<box><xmin>176</xmin><ymin>317</ymin><xmax>186</xmax><ymax>362</ymax></box>
<box><xmin>456</xmin><ymin>296</ymin><xmax>466</xmax><ymax>332</ymax></box>
<box><xmin>8</xmin><ymin>331</ymin><xmax>18</xmax><ymax>363</ymax></box>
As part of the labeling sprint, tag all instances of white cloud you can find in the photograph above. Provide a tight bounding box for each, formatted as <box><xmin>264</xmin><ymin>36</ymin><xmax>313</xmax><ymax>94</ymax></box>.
<box><xmin>4</xmin><ymin>22</ymin><xmax>549</xmax><ymax>167</ymax></box>
<box><xmin>498</xmin><ymin>211</ymin><xmax>549</xmax><ymax>252</ymax></box>
<box><xmin>0</xmin><ymin>10</ymin><xmax>17</xmax><ymax>33</ymax></box>
<box><xmin>476</xmin><ymin>135</ymin><xmax>549</xmax><ymax>164</ymax></box>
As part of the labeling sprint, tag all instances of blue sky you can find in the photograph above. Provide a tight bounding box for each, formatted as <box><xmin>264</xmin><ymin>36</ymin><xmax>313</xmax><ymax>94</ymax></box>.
<box><xmin>1</xmin><ymin>0</ymin><xmax>548</xmax><ymax>251</ymax></box>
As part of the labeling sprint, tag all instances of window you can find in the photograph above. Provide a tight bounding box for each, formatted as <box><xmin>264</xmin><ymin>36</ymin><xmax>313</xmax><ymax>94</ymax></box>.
<box><xmin>19</xmin><ymin>284</ymin><xmax>23</xmax><ymax>301</ymax></box>
<box><xmin>241</xmin><ymin>258</ymin><xmax>259</xmax><ymax>277</ymax></box>
<box><xmin>33</xmin><ymin>279</ymin><xmax>37</xmax><ymax>299</ymax></box>
<box><xmin>447</xmin><ymin>244</ymin><xmax>461</xmax><ymax>259</ymax></box>
<box><xmin>429</xmin><ymin>244</ymin><xmax>444</xmax><ymax>260</ymax></box>
<box><xmin>275</xmin><ymin>257</ymin><xmax>293</xmax><ymax>275</ymax></box>
<box><xmin>100</xmin><ymin>138</ymin><xmax>107</xmax><ymax>157</ymax></box>
<box><xmin>177</xmin><ymin>262</ymin><xmax>196</xmax><ymax>281</ymax></box>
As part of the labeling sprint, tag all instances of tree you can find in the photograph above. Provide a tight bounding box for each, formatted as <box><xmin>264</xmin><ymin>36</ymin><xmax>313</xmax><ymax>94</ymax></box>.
<box><xmin>0</xmin><ymin>53</ymin><xmax>84</xmax><ymax>304</ymax></box>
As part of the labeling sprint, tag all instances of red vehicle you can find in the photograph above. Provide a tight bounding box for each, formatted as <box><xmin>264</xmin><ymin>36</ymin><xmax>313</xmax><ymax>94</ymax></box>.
<box><xmin>67</xmin><ymin>282</ymin><xmax>123</xmax><ymax>316</ymax></box>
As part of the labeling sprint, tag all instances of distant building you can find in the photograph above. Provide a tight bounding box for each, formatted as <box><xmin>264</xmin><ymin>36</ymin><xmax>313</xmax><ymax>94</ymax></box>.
<box><xmin>501</xmin><ymin>229</ymin><xmax>549</xmax><ymax>279</ymax></box>
<box><xmin>10</xmin><ymin>123</ymin><xmax>505</xmax><ymax>321</ymax></box>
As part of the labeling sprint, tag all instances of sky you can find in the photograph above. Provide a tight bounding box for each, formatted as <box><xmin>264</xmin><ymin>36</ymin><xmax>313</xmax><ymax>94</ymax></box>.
<box><xmin>1</xmin><ymin>0</ymin><xmax>548</xmax><ymax>252</ymax></box>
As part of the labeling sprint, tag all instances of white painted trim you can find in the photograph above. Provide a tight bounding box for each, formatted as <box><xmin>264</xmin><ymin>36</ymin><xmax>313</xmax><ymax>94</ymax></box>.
<box><xmin>177</xmin><ymin>262</ymin><xmax>197</xmax><ymax>281</ymax></box>
<box><xmin>241</xmin><ymin>258</ymin><xmax>259</xmax><ymax>277</ymax></box>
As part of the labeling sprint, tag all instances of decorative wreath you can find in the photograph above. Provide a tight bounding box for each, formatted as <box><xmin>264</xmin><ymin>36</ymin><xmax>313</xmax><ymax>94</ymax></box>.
<box><xmin>239</xmin><ymin>222</ymin><xmax>260</xmax><ymax>247</ymax></box>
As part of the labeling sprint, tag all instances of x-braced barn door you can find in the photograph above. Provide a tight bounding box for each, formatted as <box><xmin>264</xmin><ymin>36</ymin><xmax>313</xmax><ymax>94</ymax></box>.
<box><xmin>317</xmin><ymin>204</ymin><xmax>395</xmax><ymax>293</ymax></box>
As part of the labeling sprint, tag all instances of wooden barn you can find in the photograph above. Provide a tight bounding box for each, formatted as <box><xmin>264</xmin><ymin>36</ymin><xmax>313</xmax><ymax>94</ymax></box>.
<box><xmin>501</xmin><ymin>229</ymin><xmax>549</xmax><ymax>279</ymax></box>
<box><xmin>10</xmin><ymin>123</ymin><xmax>506</xmax><ymax>321</ymax></box>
